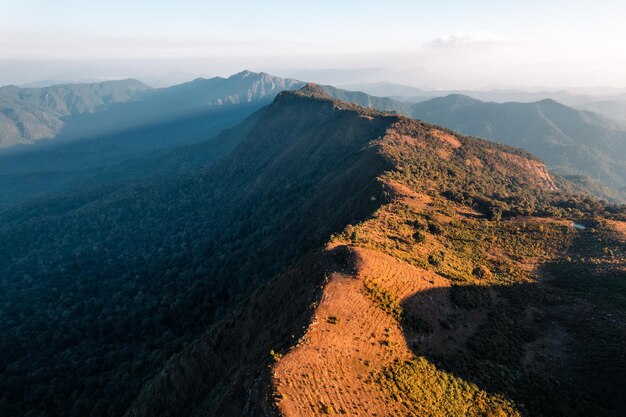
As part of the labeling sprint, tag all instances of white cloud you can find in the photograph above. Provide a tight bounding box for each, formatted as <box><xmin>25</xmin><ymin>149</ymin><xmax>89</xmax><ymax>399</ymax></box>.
<box><xmin>430</xmin><ymin>31</ymin><xmax>512</xmax><ymax>48</ymax></box>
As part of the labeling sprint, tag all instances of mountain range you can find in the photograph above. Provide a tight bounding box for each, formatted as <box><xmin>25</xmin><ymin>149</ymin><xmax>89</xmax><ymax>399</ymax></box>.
<box><xmin>0</xmin><ymin>71</ymin><xmax>302</xmax><ymax>150</ymax></box>
<box><xmin>0</xmin><ymin>79</ymin><xmax>151</xmax><ymax>148</ymax></box>
<box><xmin>2</xmin><ymin>72</ymin><xmax>626</xmax><ymax>202</ymax></box>
<box><xmin>319</xmin><ymin>86</ymin><xmax>626</xmax><ymax>199</ymax></box>
<box><xmin>0</xmin><ymin>72</ymin><xmax>306</xmax><ymax>207</ymax></box>
<box><xmin>409</xmin><ymin>95</ymin><xmax>626</xmax><ymax>192</ymax></box>
<box><xmin>578</xmin><ymin>96</ymin><xmax>626</xmax><ymax>126</ymax></box>
<box><xmin>343</xmin><ymin>81</ymin><xmax>626</xmax><ymax>120</ymax></box>
<box><xmin>1</xmin><ymin>82</ymin><xmax>624</xmax><ymax>417</ymax></box>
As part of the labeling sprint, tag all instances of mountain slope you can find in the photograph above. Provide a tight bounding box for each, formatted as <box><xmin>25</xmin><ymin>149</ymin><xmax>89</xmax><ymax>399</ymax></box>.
<box><xmin>149</xmin><ymin>70</ymin><xmax>303</xmax><ymax>107</ymax></box>
<box><xmin>0</xmin><ymin>72</ymin><xmax>304</xmax><ymax>208</ymax></box>
<box><xmin>0</xmin><ymin>107</ymin><xmax>265</xmax><ymax>207</ymax></box>
<box><xmin>0</xmin><ymin>79</ymin><xmax>151</xmax><ymax>147</ymax></box>
<box><xmin>578</xmin><ymin>98</ymin><xmax>626</xmax><ymax>127</ymax></box>
<box><xmin>124</xmin><ymin>86</ymin><xmax>626</xmax><ymax>417</ymax></box>
<box><xmin>2</xmin><ymin>84</ymin><xmax>624</xmax><ymax>417</ymax></box>
<box><xmin>410</xmin><ymin>95</ymin><xmax>626</xmax><ymax>192</ymax></box>
<box><xmin>316</xmin><ymin>88</ymin><xmax>626</xmax><ymax>200</ymax></box>
<box><xmin>0</xmin><ymin>84</ymin><xmax>392</xmax><ymax>417</ymax></box>
<box><xmin>0</xmin><ymin>79</ymin><xmax>151</xmax><ymax>114</ymax></box>
<box><xmin>0</xmin><ymin>95</ymin><xmax>64</xmax><ymax>145</ymax></box>
<box><xmin>322</xmin><ymin>84</ymin><xmax>413</xmax><ymax>114</ymax></box>
<box><xmin>40</xmin><ymin>70</ymin><xmax>304</xmax><ymax>144</ymax></box>
<box><xmin>0</xmin><ymin>71</ymin><xmax>303</xmax><ymax>151</ymax></box>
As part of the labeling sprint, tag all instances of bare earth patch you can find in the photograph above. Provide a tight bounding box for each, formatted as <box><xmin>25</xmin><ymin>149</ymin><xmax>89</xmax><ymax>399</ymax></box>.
<box><xmin>383</xmin><ymin>180</ymin><xmax>432</xmax><ymax>210</ymax></box>
<box><xmin>465</xmin><ymin>156</ymin><xmax>484</xmax><ymax>168</ymax></box>
<box><xmin>605</xmin><ymin>219</ymin><xmax>626</xmax><ymax>241</ymax></box>
<box><xmin>272</xmin><ymin>247</ymin><xmax>506</xmax><ymax>416</ymax></box>
<box><xmin>496</xmin><ymin>152</ymin><xmax>558</xmax><ymax>192</ymax></box>
<box><xmin>430</xmin><ymin>129</ymin><xmax>462</xmax><ymax>148</ymax></box>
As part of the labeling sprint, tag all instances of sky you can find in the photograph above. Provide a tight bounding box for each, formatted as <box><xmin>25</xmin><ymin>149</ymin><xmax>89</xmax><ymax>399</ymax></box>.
<box><xmin>1</xmin><ymin>0</ymin><xmax>626</xmax><ymax>88</ymax></box>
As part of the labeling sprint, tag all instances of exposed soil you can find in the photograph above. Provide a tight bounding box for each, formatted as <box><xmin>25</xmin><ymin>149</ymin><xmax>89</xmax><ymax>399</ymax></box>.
<box><xmin>430</xmin><ymin>129</ymin><xmax>462</xmax><ymax>148</ymax></box>
<box><xmin>273</xmin><ymin>247</ymin><xmax>461</xmax><ymax>416</ymax></box>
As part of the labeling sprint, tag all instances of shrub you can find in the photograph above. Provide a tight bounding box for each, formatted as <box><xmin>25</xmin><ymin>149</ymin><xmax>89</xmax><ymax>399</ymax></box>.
<box><xmin>413</xmin><ymin>231</ymin><xmax>427</xmax><ymax>243</ymax></box>
<box><xmin>428</xmin><ymin>222</ymin><xmax>444</xmax><ymax>235</ymax></box>
<box><xmin>487</xmin><ymin>205</ymin><xmax>503</xmax><ymax>221</ymax></box>
<box><xmin>473</xmin><ymin>265</ymin><xmax>492</xmax><ymax>280</ymax></box>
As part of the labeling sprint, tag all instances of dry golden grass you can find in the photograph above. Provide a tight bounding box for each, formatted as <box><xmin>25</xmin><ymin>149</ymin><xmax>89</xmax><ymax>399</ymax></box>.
<box><xmin>272</xmin><ymin>246</ymin><xmax>521</xmax><ymax>416</ymax></box>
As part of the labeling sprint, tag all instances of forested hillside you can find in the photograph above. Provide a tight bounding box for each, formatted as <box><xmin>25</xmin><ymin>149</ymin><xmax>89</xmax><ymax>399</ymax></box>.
<box><xmin>0</xmin><ymin>84</ymin><xmax>392</xmax><ymax>417</ymax></box>
<box><xmin>319</xmin><ymin>87</ymin><xmax>626</xmax><ymax>201</ymax></box>
<box><xmin>0</xmin><ymin>71</ymin><xmax>302</xmax><ymax>150</ymax></box>
<box><xmin>410</xmin><ymin>94</ymin><xmax>626</xmax><ymax>194</ymax></box>
<box><xmin>1</xmin><ymin>84</ymin><xmax>625</xmax><ymax>417</ymax></box>
<box><xmin>0</xmin><ymin>79</ymin><xmax>151</xmax><ymax>148</ymax></box>
<box><xmin>126</xmin><ymin>85</ymin><xmax>626</xmax><ymax>417</ymax></box>
<box><xmin>3</xmin><ymin>72</ymin><xmax>625</xmax><ymax>213</ymax></box>
<box><xmin>0</xmin><ymin>72</ymin><xmax>303</xmax><ymax>208</ymax></box>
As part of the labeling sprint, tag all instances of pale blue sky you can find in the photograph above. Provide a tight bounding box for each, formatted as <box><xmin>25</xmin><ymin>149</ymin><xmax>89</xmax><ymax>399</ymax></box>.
<box><xmin>1</xmin><ymin>0</ymin><xmax>625</xmax><ymax>87</ymax></box>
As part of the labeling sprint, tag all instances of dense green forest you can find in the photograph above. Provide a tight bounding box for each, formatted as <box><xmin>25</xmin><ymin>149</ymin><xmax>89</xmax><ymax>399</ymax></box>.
<box><xmin>0</xmin><ymin>89</ymin><xmax>391</xmax><ymax>416</ymax></box>
<box><xmin>0</xmin><ymin>71</ymin><xmax>304</xmax><ymax>209</ymax></box>
<box><xmin>0</xmin><ymin>104</ymin><xmax>263</xmax><ymax>208</ymax></box>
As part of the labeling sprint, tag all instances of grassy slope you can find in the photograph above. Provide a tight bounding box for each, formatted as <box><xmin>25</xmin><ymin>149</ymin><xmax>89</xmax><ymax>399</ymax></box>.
<box><xmin>300</xmin><ymin>122</ymin><xmax>626</xmax><ymax>416</ymax></box>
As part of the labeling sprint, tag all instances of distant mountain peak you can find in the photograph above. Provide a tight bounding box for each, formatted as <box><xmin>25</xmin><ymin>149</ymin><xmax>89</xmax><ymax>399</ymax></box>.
<box><xmin>229</xmin><ymin>70</ymin><xmax>290</xmax><ymax>83</ymax></box>
<box><xmin>535</xmin><ymin>97</ymin><xmax>562</xmax><ymax>106</ymax></box>
<box><xmin>291</xmin><ymin>83</ymin><xmax>334</xmax><ymax>100</ymax></box>
<box><xmin>442</xmin><ymin>93</ymin><xmax>480</xmax><ymax>103</ymax></box>
<box><xmin>230</xmin><ymin>69</ymin><xmax>276</xmax><ymax>80</ymax></box>
<box><xmin>231</xmin><ymin>70</ymin><xmax>255</xmax><ymax>79</ymax></box>
<box><xmin>92</xmin><ymin>78</ymin><xmax>152</xmax><ymax>90</ymax></box>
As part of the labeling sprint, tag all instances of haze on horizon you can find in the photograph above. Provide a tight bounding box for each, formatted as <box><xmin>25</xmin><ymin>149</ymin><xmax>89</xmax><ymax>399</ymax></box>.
<box><xmin>1</xmin><ymin>0</ymin><xmax>625</xmax><ymax>90</ymax></box>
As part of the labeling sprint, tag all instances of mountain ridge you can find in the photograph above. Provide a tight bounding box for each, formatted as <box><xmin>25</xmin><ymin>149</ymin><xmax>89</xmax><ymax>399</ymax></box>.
<box><xmin>1</xmin><ymin>83</ymin><xmax>624</xmax><ymax>417</ymax></box>
<box><xmin>316</xmin><ymin>86</ymin><xmax>626</xmax><ymax>199</ymax></box>
<box><xmin>0</xmin><ymin>72</ymin><xmax>303</xmax><ymax>150</ymax></box>
<box><xmin>1</xmin><ymin>70</ymin><xmax>625</xmax><ymax>214</ymax></box>
<box><xmin>0</xmin><ymin>79</ymin><xmax>151</xmax><ymax>147</ymax></box>
<box><xmin>121</xmin><ymin>85</ymin><xmax>626</xmax><ymax>417</ymax></box>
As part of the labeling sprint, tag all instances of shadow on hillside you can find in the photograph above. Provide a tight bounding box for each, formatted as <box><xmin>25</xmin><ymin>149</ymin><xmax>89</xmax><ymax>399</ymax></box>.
<box><xmin>57</xmin><ymin>99</ymin><xmax>264</xmax><ymax>145</ymax></box>
<box><xmin>398</xmin><ymin>269</ymin><xmax>626</xmax><ymax>416</ymax></box>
